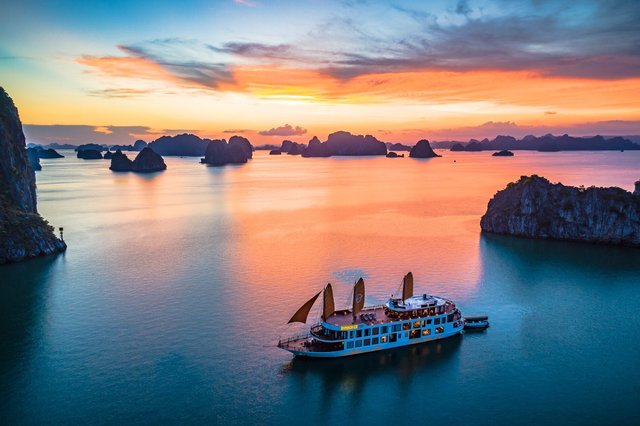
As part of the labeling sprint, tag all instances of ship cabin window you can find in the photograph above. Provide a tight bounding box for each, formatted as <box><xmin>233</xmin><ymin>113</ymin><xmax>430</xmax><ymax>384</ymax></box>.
<box><xmin>381</xmin><ymin>326</ymin><xmax>388</xmax><ymax>334</ymax></box>
<box><xmin>372</xmin><ymin>327</ymin><xmax>379</xmax><ymax>335</ymax></box>
<box><xmin>349</xmin><ymin>331</ymin><xmax>354</xmax><ymax>339</ymax></box>
<box><xmin>392</xmin><ymin>324</ymin><xmax>401</xmax><ymax>332</ymax></box>
<box><xmin>447</xmin><ymin>314</ymin><xmax>454</xmax><ymax>322</ymax></box>
<box><xmin>409</xmin><ymin>330</ymin><xmax>420</xmax><ymax>339</ymax></box>
<box><xmin>413</xmin><ymin>321</ymin><xmax>421</xmax><ymax>328</ymax></box>
<box><xmin>356</xmin><ymin>340</ymin><xmax>363</xmax><ymax>348</ymax></box>
<box><xmin>364</xmin><ymin>328</ymin><xmax>371</xmax><ymax>337</ymax></box>
<box><xmin>356</xmin><ymin>330</ymin><xmax>362</xmax><ymax>338</ymax></box>
<box><xmin>347</xmin><ymin>341</ymin><xmax>354</xmax><ymax>349</ymax></box>
<box><xmin>427</xmin><ymin>319</ymin><xmax>432</xmax><ymax>324</ymax></box>
<box><xmin>428</xmin><ymin>308</ymin><xmax>435</xmax><ymax>316</ymax></box>
<box><xmin>435</xmin><ymin>326</ymin><xmax>444</xmax><ymax>334</ymax></box>
<box><xmin>364</xmin><ymin>338</ymin><xmax>371</xmax><ymax>346</ymax></box>
<box><xmin>403</xmin><ymin>322</ymin><xmax>411</xmax><ymax>330</ymax></box>
<box><xmin>434</xmin><ymin>318</ymin><xmax>441</xmax><ymax>325</ymax></box>
<box><xmin>372</xmin><ymin>337</ymin><xmax>379</xmax><ymax>345</ymax></box>
<box><xmin>422</xmin><ymin>329</ymin><xmax>431</xmax><ymax>336</ymax></box>
<box><xmin>389</xmin><ymin>333</ymin><xmax>397</xmax><ymax>343</ymax></box>
<box><xmin>381</xmin><ymin>336</ymin><xmax>387</xmax><ymax>343</ymax></box>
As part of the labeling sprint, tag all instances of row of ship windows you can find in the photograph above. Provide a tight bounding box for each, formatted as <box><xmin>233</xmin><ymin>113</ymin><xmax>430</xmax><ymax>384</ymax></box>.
<box><xmin>345</xmin><ymin>327</ymin><xmax>446</xmax><ymax>349</ymax></box>
<box><xmin>348</xmin><ymin>317</ymin><xmax>450</xmax><ymax>339</ymax></box>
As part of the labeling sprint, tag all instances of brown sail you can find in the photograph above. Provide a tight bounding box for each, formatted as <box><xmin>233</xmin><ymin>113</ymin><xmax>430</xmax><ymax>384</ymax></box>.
<box><xmin>402</xmin><ymin>272</ymin><xmax>413</xmax><ymax>301</ymax></box>
<box><xmin>287</xmin><ymin>291</ymin><xmax>321</xmax><ymax>324</ymax></box>
<box><xmin>322</xmin><ymin>283</ymin><xmax>335</xmax><ymax>320</ymax></box>
<box><xmin>352</xmin><ymin>278</ymin><xmax>365</xmax><ymax>316</ymax></box>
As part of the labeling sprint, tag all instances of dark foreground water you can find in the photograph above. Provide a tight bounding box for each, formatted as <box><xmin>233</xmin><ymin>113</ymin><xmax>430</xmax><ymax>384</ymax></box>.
<box><xmin>1</xmin><ymin>150</ymin><xmax>639</xmax><ymax>425</ymax></box>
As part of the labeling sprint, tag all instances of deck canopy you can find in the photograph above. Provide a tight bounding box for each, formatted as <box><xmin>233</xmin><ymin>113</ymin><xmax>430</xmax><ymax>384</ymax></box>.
<box><xmin>288</xmin><ymin>291</ymin><xmax>321</xmax><ymax>324</ymax></box>
<box><xmin>402</xmin><ymin>272</ymin><xmax>413</xmax><ymax>301</ymax></box>
<box><xmin>352</xmin><ymin>278</ymin><xmax>365</xmax><ymax>316</ymax></box>
<box><xmin>322</xmin><ymin>283</ymin><xmax>335</xmax><ymax>321</ymax></box>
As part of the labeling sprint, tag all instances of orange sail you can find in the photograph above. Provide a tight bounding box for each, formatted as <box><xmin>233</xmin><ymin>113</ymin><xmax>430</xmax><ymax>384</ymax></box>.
<box><xmin>352</xmin><ymin>278</ymin><xmax>365</xmax><ymax>316</ymax></box>
<box><xmin>287</xmin><ymin>291</ymin><xmax>321</xmax><ymax>324</ymax></box>
<box><xmin>402</xmin><ymin>272</ymin><xmax>413</xmax><ymax>301</ymax></box>
<box><xmin>322</xmin><ymin>283</ymin><xmax>335</xmax><ymax>320</ymax></box>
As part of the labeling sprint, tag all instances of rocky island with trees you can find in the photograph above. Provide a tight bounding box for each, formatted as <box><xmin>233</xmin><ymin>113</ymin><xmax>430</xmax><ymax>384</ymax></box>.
<box><xmin>481</xmin><ymin>175</ymin><xmax>640</xmax><ymax>247</ymax></box>
<box><xmin>0</xmin><ymin>87</ymin><xmax>66</xmax><ymax>263</ymax></box>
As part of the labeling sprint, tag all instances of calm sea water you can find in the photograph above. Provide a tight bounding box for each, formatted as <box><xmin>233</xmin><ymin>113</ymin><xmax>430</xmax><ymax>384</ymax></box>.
<box><xmin>1</xmin><ymin>150</ymin><xmax>639</xmax><ymax>425</ymax></box>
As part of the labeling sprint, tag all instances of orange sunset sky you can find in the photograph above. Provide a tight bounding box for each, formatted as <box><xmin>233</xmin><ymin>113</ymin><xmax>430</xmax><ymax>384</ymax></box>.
<box><xmin>1</xmin><ymin>0</ymin><xmax>639</xmax><ymax>145</ymax></box>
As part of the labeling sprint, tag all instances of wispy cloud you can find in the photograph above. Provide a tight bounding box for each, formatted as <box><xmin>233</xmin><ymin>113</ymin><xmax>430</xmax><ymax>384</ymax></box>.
<box><xmin>223</xmin><ymin>128</ymin><xmax>255</xmax><ymax>134</ymax></box>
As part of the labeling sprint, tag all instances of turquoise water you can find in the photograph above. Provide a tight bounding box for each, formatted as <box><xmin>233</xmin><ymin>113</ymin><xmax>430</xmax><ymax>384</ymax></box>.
<box><xmin>1</xmin><ymin>150</ymin><xmax>639</xmax><ymax>425</ymax></box>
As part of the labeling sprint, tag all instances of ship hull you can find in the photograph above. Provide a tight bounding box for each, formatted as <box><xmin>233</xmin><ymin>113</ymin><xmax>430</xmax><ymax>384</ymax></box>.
<box><xmin>281</xmin><ymin>325</ymin><xmax>463</xmax><ymax>358</ymax></box>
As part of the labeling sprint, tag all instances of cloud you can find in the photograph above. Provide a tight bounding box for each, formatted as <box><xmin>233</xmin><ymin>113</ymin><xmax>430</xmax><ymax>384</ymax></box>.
<box><xmin>22</xmin><ymin>125</ymin><xmax>198</xmax><ymax>145</ymax></box>
<box><xmin>223</xmin><ymin>128</ymin><xmax>255</xmax><ymax>134</ymax></box>
<box><xmin>78</xmin><ymin>41</ymin><xmax>234</xmax><ymax>90</ymax></box>
<box><xmin>75</xmin><ymin>1</ymin><xmax>640</xmax><ymax>102</ymax></box>
<box><xmin>258</xmin><ymin>124</ymin><xmax>307</xmax><ymax>137</ymax></box>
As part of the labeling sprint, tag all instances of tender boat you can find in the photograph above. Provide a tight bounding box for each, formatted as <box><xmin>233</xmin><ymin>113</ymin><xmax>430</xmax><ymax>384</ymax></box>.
<box><xmin>278</xmin><ymin>273</ymin><xmax>465</xmax><ymax>358</ymax></box>
<box><xmin>463</xmin><ymin>315</ymin><xmax>490</xmax><ymax>330</ymax></box>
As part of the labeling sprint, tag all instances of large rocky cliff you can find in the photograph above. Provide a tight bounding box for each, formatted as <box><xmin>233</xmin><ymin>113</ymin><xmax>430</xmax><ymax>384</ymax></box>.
<box><xmin>0</xmin><ymin>87</ymin><xmax>66</xmax><ymax>263</ymax></box>
<box><xmin>480</xmin><ymin>175</ymin><xmax>640</xmax><ymax>247</ymax></box>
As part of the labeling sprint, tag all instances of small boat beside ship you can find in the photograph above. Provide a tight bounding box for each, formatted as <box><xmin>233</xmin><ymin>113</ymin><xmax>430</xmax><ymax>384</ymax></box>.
<box><xmin>278</xmin><ymin>272</ymin><xmax>487</xmax><ymax>358</ymax></box>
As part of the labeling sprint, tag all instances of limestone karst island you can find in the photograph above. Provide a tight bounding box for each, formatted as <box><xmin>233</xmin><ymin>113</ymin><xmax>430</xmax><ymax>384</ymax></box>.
<box><xmin>2</xmin><ymin>1</ymin><xmax>640</xmax><ymax>425</ymax></box>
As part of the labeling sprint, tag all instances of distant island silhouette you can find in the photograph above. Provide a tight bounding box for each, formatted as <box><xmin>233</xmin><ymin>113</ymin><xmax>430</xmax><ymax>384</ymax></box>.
<box><xmin>435</xmin><ymin>134</ymin><xmax>639</xmax><ymax>151</ymax></box>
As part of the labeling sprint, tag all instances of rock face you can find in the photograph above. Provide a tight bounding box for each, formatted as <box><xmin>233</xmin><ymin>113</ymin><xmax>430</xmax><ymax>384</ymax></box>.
<box><xmin>287</xmin><ymin>142</ymin><xmax>305</xmax><ymax>155</ymax></box>
<box><xmin>77</xmin><ymin>149</ymin><xmax>102</xmax><ymax>159</ymax></box>
<box><xmin>134</xmin><ymin>139</ymin><xmax>148</xmax><ymax>151</ymax></box>
<box><xmin>409</xmin><ymin>140</ymin><xmax>440</xmax><ymax>158</ymax></box>
<box><xmin>302</xmin><ymin>136</ymin><xmax>330</xmax><ymax>157</ymax></box>
<box><xmin>202</xmin><ymin>140</ymin><xmax>249</xmax><ymax>166</ymax></box>
<box><xmin>228</xmin><ymin>135</ymin><xmax>253</xmax><ymax>159</ymax></box>
<box><xmin>109</xmin><ymin>150</ymin><xmax>133</xmax><ymax>171</ymax></box>
<box><xmin>492</xmin><ymin>150</ymin><xmax>514</xmax><ymax>157</ymax></box>
<box><xmin>26</xmin><ymin>148</ymin><xmax>42</xmax><ymax>170</ymax></box>
<box><xmin>0</xmin><ymin>87</ymin><xmax>66</xmax><ymax>263</ymax></box>
<box><xmin>104</xmin><ymin>151</ymin><xmax>114</xmax><ymax>159</ymax></box>
<box><xmin>464</xmin><ymin>141</ymin><xmax>483</xmax><ymax>151</ymax></box>
<box><xmin>280</xmin><ymin>140</ymin><xmax>294</xmax><ymax>153</ymax></box>
<box><xmin>148</xmin><ymin>134</ymin><xmax>209</xmax><ymax>156</ymax></box>
<box><xmin>386</xmin><ymin>143</ymin><xmax>412</xmax><ymax>152</ymax></box>
<box><xmin>450</xmin><ymin>143</ymin><xmax>465</xmax><ymax>152</ymax></box>
<box><xmin>635</xmin><ymin>181</ymin><xmax>640</xmax><ymax>196</ymax></box>
<box><xmin>269</xmin><ymin>150</ymin><xmax>282</xmax><ymax>155</ymax></box>
<box><xmin>386</xmin><ymin>151</ymin><xmax>403</xmax><ymax>158</ymax></box>
<box><xmin>132</xmin><ymin>147</ymin><xmax>166</xmax><ymax>173</ymax></box>
<box><xmin>36</xmin><ymin>148</ymin><xmax>64</xmax><ymax>158</ymax></box>
<box><xmin>480</xmin><ymin>175</ymin><xmax>640</xmax><ymax>247</ymax></box>
<box><xmin>76</xmin><ymin>143</ymin><xmax>105</xmax><ymax>152</ymax></box>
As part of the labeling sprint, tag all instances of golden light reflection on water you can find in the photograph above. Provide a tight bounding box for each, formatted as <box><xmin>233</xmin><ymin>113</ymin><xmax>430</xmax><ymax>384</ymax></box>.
<box><xmin>36</xmin><ymin>150</ymin><xmax>640</xmax><ymax>333</ymax></box>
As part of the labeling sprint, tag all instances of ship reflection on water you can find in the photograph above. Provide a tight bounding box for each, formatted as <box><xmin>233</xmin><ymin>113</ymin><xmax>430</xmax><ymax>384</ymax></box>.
<box><xmin>282</xmin><ymin>335</ymin><xmax>462</xmax><ymax>408</ymax></box>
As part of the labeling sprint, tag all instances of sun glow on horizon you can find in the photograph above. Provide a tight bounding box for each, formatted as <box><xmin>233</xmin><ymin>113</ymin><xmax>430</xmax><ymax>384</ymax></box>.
<box><xmin>1</xmin><ymin>0</ymin><xmax>639</xmax><ymax>144</ymax></box>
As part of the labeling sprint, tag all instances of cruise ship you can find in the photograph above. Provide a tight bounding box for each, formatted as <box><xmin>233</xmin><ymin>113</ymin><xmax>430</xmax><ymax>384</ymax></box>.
<box><xmin>278</xmin><ymin>273</ymin><xmax>465</xmax><ymax>358</ymax></box>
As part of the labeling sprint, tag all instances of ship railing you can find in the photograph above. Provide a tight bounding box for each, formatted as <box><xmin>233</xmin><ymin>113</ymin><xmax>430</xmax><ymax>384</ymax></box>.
<box><xmin>278</xmin><ymin>333</ymin><xmax>312</xmax><ymax>346</ymax></box>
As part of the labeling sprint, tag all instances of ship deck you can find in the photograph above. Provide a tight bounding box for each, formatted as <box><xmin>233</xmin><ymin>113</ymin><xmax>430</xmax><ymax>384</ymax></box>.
<box><xmin>324</xmin><ymin>306</ymin><xmax>396</xmax><ymax>327</ymax></box>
